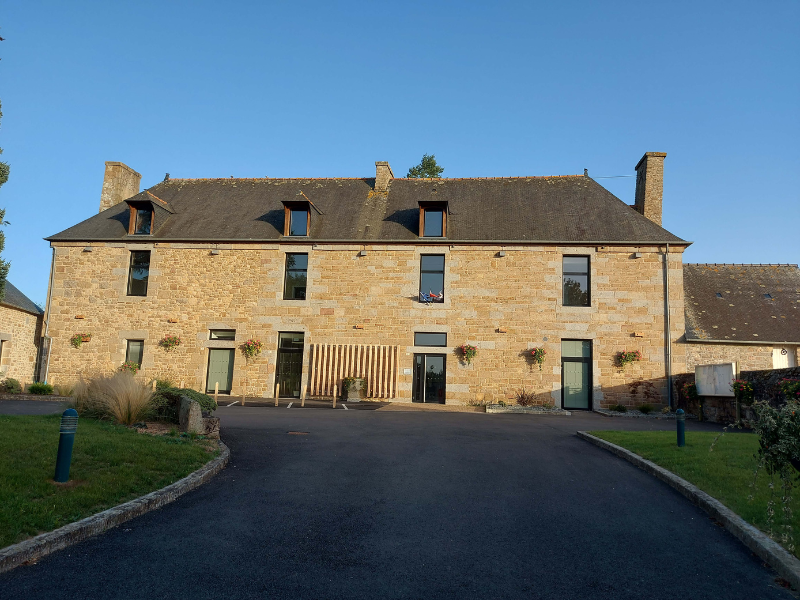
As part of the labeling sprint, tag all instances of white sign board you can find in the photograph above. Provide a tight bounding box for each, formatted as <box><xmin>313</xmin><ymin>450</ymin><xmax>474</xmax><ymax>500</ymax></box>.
<box><xmin>695</xmin><ymin>363</ymin><xmax>737</xmax><ymax>397</ymax></box>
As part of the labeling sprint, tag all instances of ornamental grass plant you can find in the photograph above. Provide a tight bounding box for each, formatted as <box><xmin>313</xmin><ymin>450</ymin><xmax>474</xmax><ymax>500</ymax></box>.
<box><xmin>69</xmin><ymin>372</ymin><xmax>153</xmax><ymax>426</ymax></box>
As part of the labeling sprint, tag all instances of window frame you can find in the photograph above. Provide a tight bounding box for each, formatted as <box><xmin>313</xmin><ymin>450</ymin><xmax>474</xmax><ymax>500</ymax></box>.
<box><xmin>209</xmin><ymin>329</ymin><xmax>236</xmax><ymax>340</ymax></box>
<box><xmin>418</xmin><ymin>202</ymin><xmax>447</xmax><ymax>238</ymax></box>
<box><xmin>562</xmin><ymin>255</ymin><xmax>591</xmax><ymax>307</ymax></box>
<box><xmin>128</xmin><ymin>204</ymin><xmax>153</xmax><ymax>235</ymax></box>
<box><xmin>127</xmin><ymin>250</ymin><xmax>151</xmax><ymax>297</ymax></box>
<box><xmin>282</xmin><ymin>202</ymin><xmax>310</xmax><ymax>237</ymax></box>
<box><xmin>414</xmin><ymin>332</ymin><xmax>447</xmax><ymax>347</ymax></box>
<box><xmin>419</xmin><ymin>254</ymin><xmax>445</xmax><ymax>303</ymax></box>
<box><xmin>283</xmin><ymin>252</ymin><xmax>308</xmax><ymax>300</ymax></box>
<box><xmin>125</xmin><ymin>339</ymin><xmax>144</xmax><ymax>367</ymax></box>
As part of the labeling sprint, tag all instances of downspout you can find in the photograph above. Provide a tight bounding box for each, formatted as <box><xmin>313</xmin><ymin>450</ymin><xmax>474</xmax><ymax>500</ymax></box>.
<box><xmin>42</xmin><ymin>246</ymin><xmax>56</xmax><ymax>384</ymax></box>
<box><xmin>664</xmin><ymin>243</ymin><xmax>673</xmax><ymax>409</ymax></box>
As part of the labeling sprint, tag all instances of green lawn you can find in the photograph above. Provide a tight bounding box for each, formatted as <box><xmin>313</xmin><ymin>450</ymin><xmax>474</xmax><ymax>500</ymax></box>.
<box><xmin>590</xmin><ymin>430</ymin><xmax>800</xmax><ymax>557</ymax></box>
<box><xmin>0</xmin><ymin>414</ymin><xmax>218</xmax><ymax>548</ymax></box>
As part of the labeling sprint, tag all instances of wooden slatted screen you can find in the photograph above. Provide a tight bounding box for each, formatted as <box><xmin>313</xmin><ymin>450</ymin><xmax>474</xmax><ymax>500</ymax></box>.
<box><xmin>309</xmin><ymin>344</ymin><xmax>399</xmax><ymax>399</ymax></box>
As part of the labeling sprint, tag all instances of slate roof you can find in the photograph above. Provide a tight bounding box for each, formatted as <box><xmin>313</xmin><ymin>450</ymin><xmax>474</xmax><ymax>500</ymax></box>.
<box><xmin>47</xmin><ymin>175</ymin><xmax>686</xmax><ymax>244</ymax></box>
<box><xmin>684</xmin><ymin>264</ymin><xmax>800</xmax><ymax>344</ymax></box>
<box><xmin>1</xmin><ymin>281</ymin><xmax>43</xmax><ymax>316</ymax></box>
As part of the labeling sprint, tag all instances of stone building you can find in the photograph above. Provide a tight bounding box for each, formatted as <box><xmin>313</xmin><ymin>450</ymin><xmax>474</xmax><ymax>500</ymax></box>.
<box><xmin>0</xmin><ymin>281</ymin><xmax>44</xmax><ymax>385</ymax></box>
<box><xmin>41</xmin><ymin>152</ymin><xmax>688</xmax><ymax>409</ymax></box>
<box><xmin>683</xmin><ymin>263</ymin><xmax>800</xmax><ymax>373</ymax></box>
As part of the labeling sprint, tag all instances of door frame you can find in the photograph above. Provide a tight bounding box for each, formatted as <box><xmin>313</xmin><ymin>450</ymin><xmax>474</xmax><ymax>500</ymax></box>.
<box><xmin>276</xmin><ymin>331</ymin><xmax>305</xmax><ymax>398</ymax></box>
<box><xmin>412</xmin><ymin>353</ymin><xmax>447</xmax><ymax>404</ymax></box>
<box><xmin>561</xmin><ymin>339</ymin><xmax>592</xmax><ymax>410</ymax></box>
<box><xmin>206</xmin><ymin>348</ymin><xmax>235</xmax><ymax>394</ymax></box>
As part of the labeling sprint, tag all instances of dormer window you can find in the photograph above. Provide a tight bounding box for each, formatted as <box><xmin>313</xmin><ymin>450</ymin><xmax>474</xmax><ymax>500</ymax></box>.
<box><xmin>128</xmin><ymin>204</ymin><xmax>153</xmax><ymax>235</ymax></box>
<box><xmin>282</xmin><ymin>201</ymin><xmax>311</xmax><ymax>237</ymax></box>
<box><xmin>419</xmin><ymin>202</ymin><xmax>447</xmax><ymax>237</ymax></box>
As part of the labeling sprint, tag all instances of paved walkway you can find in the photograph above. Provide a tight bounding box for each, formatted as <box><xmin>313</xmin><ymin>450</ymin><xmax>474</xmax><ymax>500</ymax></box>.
<box><xmin>0</xmin><ymin>407</ymin><xmax>792</xmax><ymax>599</ymax></box>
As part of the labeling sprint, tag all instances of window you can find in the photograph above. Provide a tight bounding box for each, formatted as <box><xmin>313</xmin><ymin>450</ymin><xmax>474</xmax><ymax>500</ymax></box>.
<box><xmin>414</xmin><ymin>332</ymin><xmax>447</xmax><ymax>347</ymax></box>
<box><xmin>127</xmin><ymin>251</ymin><xmax>151</xmax><ymax>296</ymax></box>
<box><xmin>419</xmin><ymin>255</ymin><xmax>445</xmax><ymax>303</ymax></box>
<box><xmin>284</xmin><ymin>253</ymin><xmax>308</xmax><ymax>300</ymax></box>
<box><xmin>289</xmin><ymin>209</ymin><xmax>309</xmax><ymax>236</ymax></box>
<box><xmin>209</xmin><ymin>329</ymin><xmax>236</xmax><ymax>340</ymax></box>
<box><xmin>563</xmin><ymin>256</ymin><xmax>589</xmax><ymax>306</ymax></box>
<box><xmin>128</xmin><ymin>204</ymin><xmax>153</xmax><ymax>235</ymax></box>
<box><xmin>126</xmin><ymin>340</ymin><xmax>144</xmax><ymax>367</ymax></box>
<box><xmin>419</xmin><ymin>203</ymin><xmax>446</xmax><ymax>237</ymax></box>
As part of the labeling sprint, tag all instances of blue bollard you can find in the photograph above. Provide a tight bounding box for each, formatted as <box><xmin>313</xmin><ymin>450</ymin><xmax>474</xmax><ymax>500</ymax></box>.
<box><xmin>54</xmin><ymin>408</ymin><xmax>79</xmax><ymax>483</ymax></box>
<box><xmin>676</xmin><ymin>408</ymin><xmax>685</xmax><ymax>447</ymax></box>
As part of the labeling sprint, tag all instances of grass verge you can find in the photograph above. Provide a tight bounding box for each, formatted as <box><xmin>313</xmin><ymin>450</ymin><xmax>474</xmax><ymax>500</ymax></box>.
<box><xmin>590</xmin><ymin>430</ymin><xmax>800</xmax><ymax>557</ymax></box>
<box><xmin>0</xmin><ymin>414</ymin><xmax>218</xmax><ymax>548</ymax></box>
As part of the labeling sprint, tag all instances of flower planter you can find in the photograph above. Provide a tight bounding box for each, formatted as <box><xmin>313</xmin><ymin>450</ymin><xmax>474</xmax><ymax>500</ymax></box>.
<box><xmin>343</xmin><ymin>378</ymin><xmax>366</xmax><ymax>402</ymax></box>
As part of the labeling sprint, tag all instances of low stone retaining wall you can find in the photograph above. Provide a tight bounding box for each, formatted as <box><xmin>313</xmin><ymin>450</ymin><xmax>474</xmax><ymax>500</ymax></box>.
<box><xmin>0</xmin><ymin>393</ymin><xmax>71</xmax><ymax>402</ymax></box>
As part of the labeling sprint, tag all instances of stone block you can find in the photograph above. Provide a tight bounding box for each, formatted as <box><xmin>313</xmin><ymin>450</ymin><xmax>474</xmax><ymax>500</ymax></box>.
<box><xmin>179</xmin><ymin>397</ymin><xmax>204</xmax><ymax>434</ymax></box>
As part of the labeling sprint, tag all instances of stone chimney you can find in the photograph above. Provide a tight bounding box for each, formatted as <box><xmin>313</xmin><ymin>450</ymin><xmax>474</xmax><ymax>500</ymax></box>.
<box><xmin>375</xmin><ymin>161</ymin><xmax>394</xmax><ymax>192</ymax></box>
<box><xmin>99</xmin><ymin>161</ymin><xmax>141</xmax><ymax>213</ymax></box>
<box><xmin>634</xmin><ymin>152</ymin><xmax>666</xmax><ymax>226</ymax></box>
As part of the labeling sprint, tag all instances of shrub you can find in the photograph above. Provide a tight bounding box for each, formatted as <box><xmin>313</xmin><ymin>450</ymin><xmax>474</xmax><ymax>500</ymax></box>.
<box><xmin>638</xmin><ymin>403</ymin><xmax>653</xmax><ymax>415</ymax></box>
<box><xmin>1</xmin><ymin>378</ymin><xmax>22</xmax><ymax>394</ymax></box>
<box><xmin>151</xmin><ymin>387</ymin><xmax>217</xmax><ymax>423</ymax></box>
<box><xmin>731</xmin><ymin>379</ymin><xmax>755</xmax><ymax>406</ymax></box>
<box><xmin>27</xmin><ymin>382</ymin><xmax>54</xmax><ymax>395</ymax></box>
<box><xmin>661</xmin><ymin>406</ymin><xmax>672</xmax><ymax>414</ymax></box>
<box><xmin>514</xmin><ymin>388</ymin><xmax>537</xmax><ymax>407</ymax></box>
<box><xmin>68</xmin><ymin>372</ymin><xmax>153</xmax><ymax>425</ymax></box>
<box><xmin>54</xmin><ymin>383</ymin><xmax>74</xmax><ymax>397</ymax></box>
<box><xmin>779</xmin><ymin>379</ymin><xmax>800</xmax><ymax>402</ymax></box>
<box><xmin>155</xmin><ymin>378</ymin><xmax>174</xmax><ymax>390</ymax></box>
<box><xmin>609</xmin><ymin>403</ymin><xmax>627</xmax><ymax>413</ymax></box>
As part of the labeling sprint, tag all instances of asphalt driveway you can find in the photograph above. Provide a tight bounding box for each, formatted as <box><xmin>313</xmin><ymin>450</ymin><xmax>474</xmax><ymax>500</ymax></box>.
<box><xmin>0</xmin><ymin>406</ymin><xmax>793</xmax><ymax>599</ymax></box>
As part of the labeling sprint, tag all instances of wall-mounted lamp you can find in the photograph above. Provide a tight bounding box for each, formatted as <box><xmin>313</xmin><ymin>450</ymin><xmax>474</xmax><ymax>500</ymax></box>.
<box><xmin>354</xmin><ymin>324</ymin><xmax>365</xmax><ymax>330</ymax></box>
<box><xmin>83</xmin><ymin>246</ymin><xmax>93</xmax><ymax>252</ymax></box>
<box><xmin>633</xmin><ymin>331</ymin><xmax>644</xmax><ymax>338</ymax></box>
<box><xmin>497</xmin><ymin>327</ymin><xmax>507</xmax><ymax>333</ymax></box>
<box><xmin>168</xmin><ymin>318</ymin><xmax>179</xmax><ymax>323</ymax></box>
<box><xmin>75</xmin><ymin>315</ymin><xmax>85</xmax><ymax>320</ymax></box>
<box><xmin>358</xmin><ymin>250</ymin><xmax>367</xmax><ymax>257</ymax></box>
<box><xmin>497</xmin><ymin>251</ymin><xmax>506</xmax><ymax>257</ymax></box>
<box><xmin>634</xmin><ymin>252</ymin><xmax>642</xmax><ymax>259</ymax></box>
<box><xmin>210</xmin><ymin>249</ymin><xmax>220</xmax><ymax>256</ymax></box>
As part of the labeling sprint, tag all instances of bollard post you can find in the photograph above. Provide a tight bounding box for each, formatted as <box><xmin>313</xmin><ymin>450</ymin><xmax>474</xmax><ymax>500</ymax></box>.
<box><xmin>301</xmin><ymin>385</ymin><xmax>306</xmax><ymax>408</ymax></box>
<box><xmin>214</xmin><ymin>382</ymin><xmax>219</xmax><ymax>403</ymax></box>
<box><xmin>152</xmin><ymin>380</ymin><xmax>157</xmax><ymax>392</ymax></box>
<box><xmin>275</xmin><ymin>383</ymin><xmax>280</xmax><ymax>407</ymax></box>
<box><xmin>333</xmin><ymin>385</ymin><xmax>337</xmax><ymax>409</ymax></box>
<box><xmin>54</xmin><ymin>408</ymin><xmax>79</xmax><ymax>483</ymax></box>
<box><xmin>676</xmin><ymin>408</ymin><xmax>685</xmax><ymax>447</ymax></box>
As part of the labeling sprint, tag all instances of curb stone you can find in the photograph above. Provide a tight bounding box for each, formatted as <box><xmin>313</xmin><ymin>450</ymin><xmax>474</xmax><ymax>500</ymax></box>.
<box><xmin>0</xmin><ymin>441</ymin><xmax>230</xmax><ymax>574</ymax></box>
<box><xmin>577</xmin><ymin>431</ymin><xmax>800</xmax><ymax>591</ymax></box>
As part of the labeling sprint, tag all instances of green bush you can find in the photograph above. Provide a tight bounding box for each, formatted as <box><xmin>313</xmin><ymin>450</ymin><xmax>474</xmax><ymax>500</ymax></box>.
<box><xmin>610</xmin><ymin>403</ymin><xmax>628</xmax><ymax>413</ymax></box>
<box><xmin>1</xmin><ymin>378</ymin><xmax>22</xmax><ymax>394</ymax></box>
<box><xmin>638</xmin><ymin>403</ymin><xmax>653</xmax><ymax>415</ymax></box>
<box><xmin>27</xmin><ymin>382</ymin><xmax>54</xmax><ymax>395</ymax></box>
<box><xmin>150</xmin><ymin>387</ymin><xmax>217</xmax><ymax>423</ymax></box>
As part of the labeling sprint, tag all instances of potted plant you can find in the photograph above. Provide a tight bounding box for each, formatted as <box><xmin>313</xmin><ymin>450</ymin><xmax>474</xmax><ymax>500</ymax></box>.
<box><xmin>343</xmin><ymin>377</ymin><xmax>367</xmax><ymax>401</ymax></box>
<box><xmin>158</xmin><ymin>335</ymin><xmax>182</xmax><ymax>352</ymax></box>
<box><xmin>616</xmin><ymin>350</ymin><xmax>641</xmax><ymax>370</ymax></box>
<box><xmin>70</xmin><ymin>333</ymin><xmax>92</xmax><ymax>349</ymax></box>
<box><xmin>241</xmin><ymin>338</ymin><xmax>264</xmax><ymax>362</ymax></box>
<box><xmin>530</xmin><ymin>347</ymin><xmax>547</xmax><ymax>371</ymax></box>
<box><xmin>458</xmin><ymin>344</ymin><xmax>478</xmax><ymax>365</ymax></box>
<box><xmin>120</xmin><ymin>361</ymin><xmax>140</xmax><ymax>375</ymax></box>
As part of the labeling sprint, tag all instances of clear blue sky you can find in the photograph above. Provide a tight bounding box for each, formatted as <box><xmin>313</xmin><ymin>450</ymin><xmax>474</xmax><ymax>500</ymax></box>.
<box><xmin>2</xmin><ymin>1</ymin><xmax>798</xmax><ymax>305</ymax></box>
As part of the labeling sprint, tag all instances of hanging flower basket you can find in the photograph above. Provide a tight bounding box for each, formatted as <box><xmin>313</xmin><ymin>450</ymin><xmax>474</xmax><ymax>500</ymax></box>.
<box><xmin>616</xmin><ymin>350</ymin><xmax>641</xmax><ymax>369</ymax></box>
<box><xmin>241</xmin><ymin>338</ymin><xmax>264</xmax><ymax>361</ymax></box>
<box><xmin>458</xmin><ymin>344</ymin><xmax>478</xmax><ymax>365</ymax></box>
<box><xmin>70</xmin><ymin>333</ymin><xmax>92</xmax><ymax>349</ymax></box>
<box><xmin>158</xmin><ymin>335</ymin><xmax>182</xmax><ymax>352</ymax></box>
<box><xmin>119</xmin><ymin>361</ymin><xmax>140</xmax><ymax>375</ymax></box>
<box><xmin>530</xmin><ymin>347</ymin><xmax>547</xmax><ymax>371</ymax></box>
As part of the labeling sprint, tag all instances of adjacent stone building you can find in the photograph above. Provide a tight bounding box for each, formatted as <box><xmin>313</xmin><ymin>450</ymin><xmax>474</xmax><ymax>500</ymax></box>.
<box><xmin>42</xmin><ymin>153</ymin><xmax>688</xmax><ymax>409</ymax></box>
<box><xmin>683</xmin><ymin>263</ymin><xmax>800</xmax><ymax>373</ymax></box>
<box><xmin>0</xmin><ymin>281</ymin><xmax>44</xmax><ymax>385</ymax></box>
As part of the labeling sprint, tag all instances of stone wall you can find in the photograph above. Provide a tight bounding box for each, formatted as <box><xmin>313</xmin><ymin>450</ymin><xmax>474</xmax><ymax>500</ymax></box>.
<box><xmin>45</xmin><ymin>242</ymin><xmax>686</xmax><ymax>408</ymax></box>
<box><xmin>685</xmin><ymin>342</ymin><xmax>799</xmax><ymax>373</ymax></box>
<box><xmin>0</xmin><ymin>304</ymin><xmax>43</xmax><ymax>385</ymax></box>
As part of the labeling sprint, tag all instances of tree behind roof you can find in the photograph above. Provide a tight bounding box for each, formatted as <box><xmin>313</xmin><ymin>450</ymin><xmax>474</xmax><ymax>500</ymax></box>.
<box><xmin>407</xmin><ymin>154</ymin><xmax>444</xmax><ymax>179</ymax></box>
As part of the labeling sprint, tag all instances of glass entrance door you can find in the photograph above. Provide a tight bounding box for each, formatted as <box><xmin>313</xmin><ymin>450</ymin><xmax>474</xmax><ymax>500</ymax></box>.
<box><xmin>276</xmin><ymin>332</ymin><xmax>304</xmax><ymax>398</ymax></box>
<box><xmin>562</xmin><ymin>340</ymin><xmax>592</xmax><ymax>410</ymax></box>
<box><xmin>412</xmin><ymin>354</ymin><xmax>446</xmax><ymax>404</ymax></box>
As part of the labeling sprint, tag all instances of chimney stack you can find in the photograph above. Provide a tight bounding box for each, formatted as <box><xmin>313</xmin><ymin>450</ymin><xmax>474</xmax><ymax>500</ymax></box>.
<box><xmin>634</xmin><ymin>152</ymin><xmax>666</xmax><ymax>226</ymax></box>
<box><xmin>374</xmin><ymin>161</ymin><xmax>394</xmax><ymax>193</ymax></box>
<box><xmin>100</xmin><ymin>161</ymin><xmax>141</xmax><ymax>213</ymax></box>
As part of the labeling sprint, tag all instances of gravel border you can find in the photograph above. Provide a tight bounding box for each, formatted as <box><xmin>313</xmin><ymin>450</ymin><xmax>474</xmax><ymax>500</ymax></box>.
<box><xmin>0</xmin><ymin>441</ymin><xmax>230</xmax><ymax>574</ymax></box>
<box><xmin>577</xmin><ymin>431</ymin><xmax>800</xmax><ymax>590</ymax></box>
<box><xmin>486</xmin><ymin>404</ymin><xmax>571</xmax><ymax>415</ymax></box>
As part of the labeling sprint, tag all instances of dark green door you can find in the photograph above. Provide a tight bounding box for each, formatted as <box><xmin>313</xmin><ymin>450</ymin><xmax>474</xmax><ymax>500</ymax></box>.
<box><xmin>276</xmin><ymin>332</ymin><xmax>304</xmax><ymax>398</ymax></box>
<box><xmin>562</xmin><ymin>340</ymin><xmax>591</xmax><ymax>410</ymax></box>
<box><xmin>412</xmin><ymin>354</ymin><xmax>446</xmax><ymax>403</ymax></box>
<box><xmin>206</xmin><ymin>348</ymin><xmax>235</xmax><ymax>394</ymax></box>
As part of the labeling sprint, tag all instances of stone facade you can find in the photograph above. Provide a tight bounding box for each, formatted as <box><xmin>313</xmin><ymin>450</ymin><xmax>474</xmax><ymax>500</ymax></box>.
<box><xmin>0</xmin><ymin>303</ymin><xmax>43</xmax><ymax>385</ymax></box>
<box><xmin>634</xmin><ymin>153</ymin><xmax>666</xmax><ymax>227</ymax></box>
<box><xmin>45</xmin><ymin>241</ymin><xmax>686</xmax><ymax>408</ymax></box>
<box><xmin>685</xmin><ymin>342</ymin><xmax>800</xmax><ymax>373</ymax></box>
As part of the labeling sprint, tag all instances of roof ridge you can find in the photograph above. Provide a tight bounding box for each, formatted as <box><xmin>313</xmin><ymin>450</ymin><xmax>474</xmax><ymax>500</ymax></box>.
<box><xmin>166</xmin><ymin>175</ymin><xmax>585</xmax><ymax>182</ymax></box>
<box><xmin>686</xmin><ymin>263</ymin><xmax>799</xmax><ymax>267</ymax></box>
